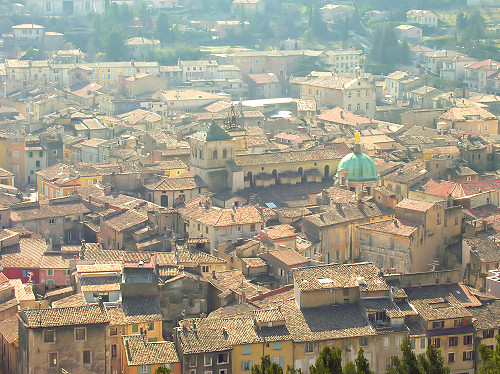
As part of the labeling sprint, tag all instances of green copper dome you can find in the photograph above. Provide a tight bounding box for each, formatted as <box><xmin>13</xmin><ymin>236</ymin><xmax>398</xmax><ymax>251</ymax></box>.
<box><xmin>335</xmin><ymin>152</ymin><xmax>379</xmax><ymax>182</ymax></box>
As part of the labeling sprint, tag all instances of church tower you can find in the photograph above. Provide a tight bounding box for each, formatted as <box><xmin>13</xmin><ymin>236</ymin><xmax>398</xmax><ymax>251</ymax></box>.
<box><xmin>189</xmin><ymin>122</ymin><xmax>237</xmax><ymax>192</ymax></box>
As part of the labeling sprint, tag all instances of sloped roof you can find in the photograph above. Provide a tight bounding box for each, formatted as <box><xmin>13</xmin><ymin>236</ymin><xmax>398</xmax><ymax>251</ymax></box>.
<box><xmin>191</xmin><ymin>122</ymin><xmax>233</xmax><ymax>142</ymax></box>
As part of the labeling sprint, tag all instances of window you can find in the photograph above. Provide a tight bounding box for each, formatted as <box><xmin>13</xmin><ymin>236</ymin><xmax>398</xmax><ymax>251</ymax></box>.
<box><xmin>420</xmin><ymin>339</ymin><xmax>426</xmax><ymax>349</ymax></box>
<box><xmin>132</xmin><ymin>325</ymin><xmax>139</xmax><ymax>333</ymax></box>
<box><xmin>242</xmin><ymin>360</ymin><xmax>253</xmax><ymax>371</ymax></box>
<box><xmin>49</xmin><ymin>352</ymin><xmax>57</xmax><ymax>367</ymax></box>
<box><xmin>110</xmin><ymin>327</ymin><xmax>118</xmax><ymax>336</ymax></box>
<box><xmin>437</xmin><ymin>213</ymin><xmax>441</xmax><ymax>225</ymax></box>
<box><xmin>148</xmin><ymin>322</ymin><xmax>155</xmax><ymax>331</ymax></box>
<box><xmin>220</xmin><ymin>370</ymin><xmax>228</xmax><ymax>374</ymax></box>
<box><xmin>29</xmin><ymin>151</ymin><xmax>33</xmax><ymax>157</ymax></box>
<box><xmin>46</xmin><ymin>2</ymin><xmax>51</xmax><ymax>11</ymax></box>
<box><xmin>83</xmin><ymin>350</ymin><xmax>91</xmax><ymax>364</ymax></box>
<box><xmin>205</xmin><ymin>355</ymin><xmax>213</xmax><ymax>366</ymax></box>
<box><xmin>44</xmin><ymin>330</ymin><xmax>55</xmax><ymax>342</ymax></box>
<box><xmin>463</xmin><ymin>351</ymin><xmax>473</xmax><ymax>361</ymax></box>
<box><xmin>455</xmin><ymin>216</ymin><xmax>458</xmax><ymax>225</ymax></box>
<box><xmin>305</xmin><ymin>342</ymin><xmax>314</xmax><ymax>353</ymax></box>
<box><xmin>243</xmin><ymin>346</ymin><xmax>251</xmax><ymax>355</ymax></box>
<box><xmin>52</xmin><ymin>149</ymin><xmax>57</xmax><ymax>155</ymax></box>
<box><xmin>273</xmin><ymin>342</ymin><xmax>281</xmax><ymax>350</ymax></box>
<box><xmin>360</xmin><ymin>337</ymin><xmax>368</xmax><ymax>346</ymax></box>
<box><xmin>448</xmin><ymin>352</ymin><xmax>455</xmax><ymax>363</ymax></box>
<box><xmin>189</xmin><ymin>357</ymin><xmax>197</xmax><ymax>367</ymax></box>
<box><xmin>449</xmin><ymin>337</ymin><xmax>458</xmax><ymax>347</ymax></box>
<box><xmin>36</xmin><ymin>160</ymin><xmax>40</xmax><ymax>167</ymax></box>
<box><xmin>430</xmin><ymin>338</ymin><xmax>440</xmax><ymax>348</ymax></box>
<box><xmin>49</xmin><ymin>219</ymin><xmax>55</xmax><ymax>225</ymax></box>
<box><xmin>395</xmin><ymin>336</ymin><xmax>402</xmax><ymax>348</ymax></box>
<box><xmin>12</xmin><ymin>151</ymin><xmax>18</xmax><ymax>159</ymax></box>
<box><xmin>75</xmin><ymin>327</ymin><xmax>86</xmax><ymax>341</ymax></box>
<box><xmin>484</xmin><ymin>329</ymin><xmax>495</xmax><ymax>338</ymax></box>
<box><xmin>46</xmin><ymin>269</ymin><xmax>54</xmax><ymax>276</ymax></box>
<box><xmin>271</xmin><ymin>357</ymin><xmax>284</xmax><ymax>368</ymax></box>
<box><xmin>141</xmin><ymin>366</ymin><xmax>148</xmax><ymax>374</ymax></box>
<box><xmin>218</xmin><ymin>353</ymin><xmax>229</xmax><ymax>364</ymax></box>
<box><xmin>463</xmin><ymin>335</ymin><xmax>473</xmax><ymax>345</ymax></box>
<box><xmin>202</xmin><ymin>265</ymin><xmax>210</xmax><ymax>273</ymax></box>
<box><xmin>383</xmin><ymin>337</ymin><xmax>390</xmax><ymax>348</ymax></box>
<box><xmin>432</xmin><ymin>321</ymin><xmax>445</xmax><ymax>329</ymax></box>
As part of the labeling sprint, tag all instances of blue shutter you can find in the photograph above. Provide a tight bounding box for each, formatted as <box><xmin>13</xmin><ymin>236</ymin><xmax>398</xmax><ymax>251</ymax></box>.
<box><xmin>279</xmin><ymin>357</ymin><xmax>284</xmax><ymax>368</ymax></box>
<box><xmin>249</xmin><ymin>360</ymin><xmax>253</xmax><ymax>369</ymax></box>
<box><xmin>242</xmin><ymin>361</ymin><xmax>245</xmax><ymax>370</ymax></box>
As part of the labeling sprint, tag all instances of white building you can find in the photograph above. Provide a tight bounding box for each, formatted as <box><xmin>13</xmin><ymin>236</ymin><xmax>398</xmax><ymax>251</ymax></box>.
<box><xmin>324</xmin><ymin>49</ymin><xmax>362</xmax><ymax>74</ymax></box>
<box><xmin>26</xmin><ymin>0</ymin><xmax>105</xmax><ymax>16</ymax></box>
<box><xmin>12</xmin><ymin>24</ymin><xmax>45</xmax><ymax>46</ymax></box>
<box><xmin>406</xmin><ymin>9</ymin><xmax>438</xmax><ymax>27</ymax></box>
<box><xmin>179</xmin><ymin>60</ymin><xmax>218</xmax><ymax>83</ymax></box>
<box><xmin>395</xmin><ymin>24</ymin><xmax>423</xmax><ymax>42</ymax></box>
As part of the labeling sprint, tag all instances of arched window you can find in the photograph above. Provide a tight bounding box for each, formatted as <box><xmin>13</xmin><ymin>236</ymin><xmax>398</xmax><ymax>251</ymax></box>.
<box><xmin>223</xmin><ymin>149</ymin><xmax>228</xmax><ymax>159</ymax></box>
<box><xmin>213</xmin><ymin>150</ymin><xmax>218</xmax><ymax>160</ymax></box>
<box><xmin>199</xmin><ymin>150</ymin><xmax>203</xmax><ymax>159</ymax></box>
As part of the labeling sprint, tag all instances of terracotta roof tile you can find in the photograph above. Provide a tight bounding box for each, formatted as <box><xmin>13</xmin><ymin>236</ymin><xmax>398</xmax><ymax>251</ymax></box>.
<box><xmin>124</xmin><ymin>335</ymin><xmax>179</xmax><ymax>366</ymax></box>
<box><xmin>19</xmin><ymin>304</ymin><xmax>109</xmax><ymax>328</ymax></box>
<box><xmin>358</xmin><ymin>218</ymin><xmax>420</xmax><ymax>237</ymax></box>
<box><xmin>0</xmin><ymin>315</ymin><xmax>19</xmax><ymax>343</ymax></box>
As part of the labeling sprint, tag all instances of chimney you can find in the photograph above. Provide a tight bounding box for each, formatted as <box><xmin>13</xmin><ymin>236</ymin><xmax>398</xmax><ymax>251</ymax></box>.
<box><xmin>97</xmin><ymin>296</ymin><xmax>104</xmax><ymax>312</ymax></box>
<box><xmin>212</xmin><ymin>270</ymin><xmax>216</xmax><ymax>279</ymax></box>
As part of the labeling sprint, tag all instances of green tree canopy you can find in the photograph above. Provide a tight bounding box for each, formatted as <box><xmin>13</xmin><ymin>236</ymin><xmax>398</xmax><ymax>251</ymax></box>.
<box><xmin>386</xmin><ymin>338</ymin><xmax>450</xmax><ymax>374</ymax></box>
<box><xmin>155</xmin><ymin>11</ymin><xmax>171</xmax><ymax>44</ymax></box>
<box><xmin>155</xmin><ymin>366</ymin><xmax>172</xmax><ymax>374</ymax></box>
<box><xmin>478</xmin><ymin>335</ymin><xmax>500</xmax><ymax>374</ymax></box>
<box><xmin>104</xmin><ymin>27</ymin><xmax>128</xmax><ymax>61</ymax></box>
<box><xmin>309</xmin><ymin>346</ymin><xmax>343</xmax><ymax>374</ymax></box>
<box><xmin>355</xmin><ymin>348</ymin><xmax>374</xmax><ymax>374</ymax></box>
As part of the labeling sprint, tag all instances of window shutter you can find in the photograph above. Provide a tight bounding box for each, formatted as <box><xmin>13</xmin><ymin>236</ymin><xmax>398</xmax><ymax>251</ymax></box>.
<box><xmin>463</xmin><ymin>352</ymin><xmax>466</xmax><ymax>361</ymax></box>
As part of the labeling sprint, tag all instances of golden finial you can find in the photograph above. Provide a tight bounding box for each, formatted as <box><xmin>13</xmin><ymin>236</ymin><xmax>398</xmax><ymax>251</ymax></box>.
<box><xmin>355</xmin><ymin>130</ymin><xmax>361</xmax><ymax>145</ymax></box>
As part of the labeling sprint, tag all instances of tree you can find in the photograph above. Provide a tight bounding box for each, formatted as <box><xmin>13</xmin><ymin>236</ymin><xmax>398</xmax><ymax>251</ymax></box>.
<box><xmin>478</xmin><ymin>335</ymin><xmax>500</xmax><ymax>374</ymax></box>
<box><xmin>419</xmin><ymin>343</ymin><xmax>449</xmax><ymax>374</ymax></box>
<box><xmin>19</xmin><ymin>47</ymin><xmax>45</xmax><ymax>60</ymax></box>
<box><xmin>155</xmin><ymin>11</ymin><xmax>171</xmax><ymax>44</ymax></box>
<box><xmin>386</xmin><ymin>338</ymin><xmax>421</xmax><ymax>374</ymax></box>
<box><xmin>287</xmin><ymin>365</ymin><xmax>302</xmax><ymax>374</ymax></box>
<box><xmin>267</xmin><ymin>363</ymin><xmax>284</xmax><ymax>374</ymax></box>
<box><xmin>386</xmin><ymin>338</ymin><xmax>450</xmax><ymax>374</ymax></box>
<box><xmin>355</xmin><ymin>348</ymin><xmax>373</xmax><ymax>374</ymax></box>
<box><xmin>155</xmin><ymin>366</ymin><xmax>172</xmax><ymax>374</ymax></box>
<box><xmin>252</xmin><ymin>355</ymin><xmax>272</xmax><ymax>374</ymax></box>
<box><xmin>398</xmin><ymin>39</ymin><xmax>410</xmax><ymax>65</ymax></box>
<box><xmin>343</xmin><ymin>362</ymin><xmax>357</xmax><ymax>374</ymax></box>
<box><xmin>309</xmin><ymin>346</ymin><xmax>343</xmax><ymax>374</ymax></box>
<box><xmin>103</xmin><ymin>27</ymin><xmax>127</xmax><ymax>61</ymax></box>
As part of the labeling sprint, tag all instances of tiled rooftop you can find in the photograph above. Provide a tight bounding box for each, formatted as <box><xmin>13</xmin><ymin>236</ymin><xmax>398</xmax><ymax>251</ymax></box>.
<box><xmin>123</xmin><ymin>335</ymin><xmax>179</xmax><ymax>366</ymax></box>
<box><xmin>19</xmin><ymin>304</ymin><xmax>109</xmax><ymax>328</ymax></box>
